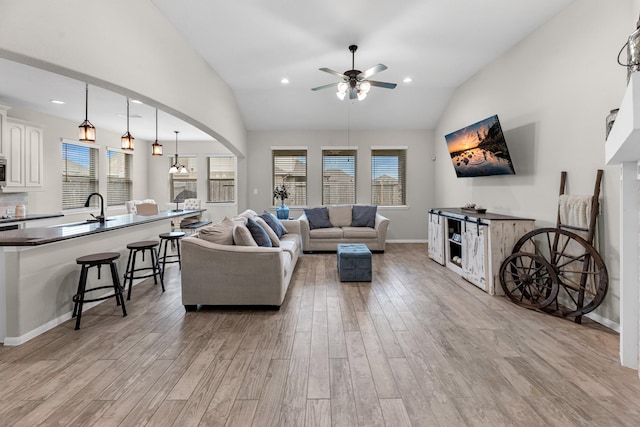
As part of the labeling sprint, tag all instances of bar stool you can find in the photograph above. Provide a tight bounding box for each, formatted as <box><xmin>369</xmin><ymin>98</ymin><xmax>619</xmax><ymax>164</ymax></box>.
<box><xmin>123</xmin><ymin>240</ymin><xmax>164</xmax><ymax>300</ymax></box>
<box><xmin>158</xmin><ymin>231</ymin><xmax>185</xmax><ymax>280</ymax></box>
<box><xmin>72</xmin><ymin>252</ymin><xmax>127</xmax><ymax>330</ymax></box>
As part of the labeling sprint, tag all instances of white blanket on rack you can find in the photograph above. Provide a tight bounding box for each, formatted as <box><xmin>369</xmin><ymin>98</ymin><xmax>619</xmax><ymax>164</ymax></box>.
<box><xmin>558</xmin><ymin>194</ymin><xmax>592</xmax><ymax>237</ymax></box>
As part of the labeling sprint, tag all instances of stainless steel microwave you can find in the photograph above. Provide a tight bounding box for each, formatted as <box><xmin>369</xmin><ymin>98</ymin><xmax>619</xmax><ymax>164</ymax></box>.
<box><xmin>0</xmin><ymin>156</ymin><xmax>6</xmax><ymax>186</ymax></box>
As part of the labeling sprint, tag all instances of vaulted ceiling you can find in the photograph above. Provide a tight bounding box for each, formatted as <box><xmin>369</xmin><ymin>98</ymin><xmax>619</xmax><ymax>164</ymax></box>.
<box><xmin>0</xmin><ymin>1</ymin><xmax>574</xmax><ymax>141</ymax></box>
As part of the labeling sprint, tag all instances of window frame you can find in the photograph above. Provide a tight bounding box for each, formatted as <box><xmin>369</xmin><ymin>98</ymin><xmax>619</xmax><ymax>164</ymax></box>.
<box><xmin>322</xmin><ymin>148</ymin><xmax>357</xmax><ymax>205</ymax></box>
<box><xmin>106</xmin><ymin>148</ymin><xmax>133</xmax><ymax>207</ymax></box>
<box><xmin>61</xmin><ymin>139</ymin><xmax>99</xmax><ymax>211</ymax></box>
<box><xmin>169</xmin><ymin>156</ymin><xmax>198</xmax><ymax>203</ymax></box>
<box><xmin>371</xmin><ymin>147</ymin><xmax>407</xmax><ymax>207</ymax></box>
<box><xmin>271</xmin><ymin>148</ymin><xmax>308</xmax><ymax>207</ymax></box>
<box><xmin>207</xmin><ymin>155</ymin><xmax>236</xmax><ymax>204</ymax></box>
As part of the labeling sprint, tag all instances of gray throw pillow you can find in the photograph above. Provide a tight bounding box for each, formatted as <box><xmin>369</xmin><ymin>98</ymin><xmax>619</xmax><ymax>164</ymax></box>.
<box><xmin>198</xmin><ymin>217</ymin><xmax>234</xmax><ymax>245</ymax></box>
<box><xmin>246</xmin><ymin>218</ymin><xmax>272</xmax><ymax>247</ymax></box>
<box><xmin>260</xmin><ymin>211</ymin><xmax>287</xmax><ymax>238</ymax></box>
<box><xmin>304</xmin><ymin>207</ymin><xmax>332</xmax><ymax>229</ymax></box>
<box><xmin>352</xmin><ymin>205</ymin><xmax>377</xmax><ymax>227</ymax></box>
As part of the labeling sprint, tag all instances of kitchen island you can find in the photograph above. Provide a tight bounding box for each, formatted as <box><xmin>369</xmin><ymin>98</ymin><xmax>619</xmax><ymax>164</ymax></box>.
<box><xmin>0</xmin><ymin>209</ymin><xmax>203</xmax><ymax>345</ymax></box>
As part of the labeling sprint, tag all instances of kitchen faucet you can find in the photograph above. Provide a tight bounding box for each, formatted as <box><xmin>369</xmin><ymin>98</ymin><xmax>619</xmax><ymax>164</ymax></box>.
<box><xmin>84</xmin><ymin>192</ymin><xmax>105</xmax><ymax>224</ymax></box>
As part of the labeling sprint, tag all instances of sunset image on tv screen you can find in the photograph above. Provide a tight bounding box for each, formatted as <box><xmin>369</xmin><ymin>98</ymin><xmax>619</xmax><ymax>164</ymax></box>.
<box><xmin>445</xmin><ymin>115</ymin><xmax>516</xmax><ymax>178</ymax></box>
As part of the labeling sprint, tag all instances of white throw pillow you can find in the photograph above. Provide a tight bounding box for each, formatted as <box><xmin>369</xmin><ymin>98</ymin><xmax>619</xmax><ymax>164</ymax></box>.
<box><xmin>328</xmin><ymin>205</ymin><xmax>352</xmax><ymax>227</ymax></box>
<box><xmin>255</xmin><ymin>216</ymin><xmax>280</xmax><ymax>247</ymax></box>
<box><xmin>233</xmin><ymin>222</ymin><xmax>258</xmax><ymax>246</ymax></box>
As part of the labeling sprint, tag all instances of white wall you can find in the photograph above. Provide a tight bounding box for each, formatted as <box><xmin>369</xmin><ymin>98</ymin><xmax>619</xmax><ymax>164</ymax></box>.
<box><xmin>0</xmin><ymin>0</ymin><xmax>247</xmax><ymax>157</ymax></box>
<box><xmin>434</xmin><ymin>0</ymin><xmax>632</xmax><ymax>325</ymax></box>
<box><xmin>247</xmin><ymin>129</ymin><xmax>434</xmax><ymax>241</ymax></box>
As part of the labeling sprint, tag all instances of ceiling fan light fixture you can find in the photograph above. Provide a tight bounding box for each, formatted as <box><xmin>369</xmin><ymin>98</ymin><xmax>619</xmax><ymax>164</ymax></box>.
<box><xmin>359</xmin><ymin>81</ymin><xmax>371</xmax><ymax>94</ymax></box>
<box><xmin>357</xmin><ymin>91</ymin><xmax>367</xmax><ymax>101</ymax></box>
<box><xmin>337</xmin><ymin>82</ymin><xmax>348</xmax><ymax>93</ymax></box>
<box><xmin>336</xmin><ymin>91</ymin><xmax>346</xmax><ymax>100</ymax></box>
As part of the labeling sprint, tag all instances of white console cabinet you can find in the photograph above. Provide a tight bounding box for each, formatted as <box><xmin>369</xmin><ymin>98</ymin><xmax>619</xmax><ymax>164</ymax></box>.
<box><xmin>428</xmin><ymin>208</ymin><xmax>534</xmax><ymax>294</ymax></box>
<box><xmin>2</xmin><ymin>118</ymin><xmax>44</xmax><ymax>192</ymax></box>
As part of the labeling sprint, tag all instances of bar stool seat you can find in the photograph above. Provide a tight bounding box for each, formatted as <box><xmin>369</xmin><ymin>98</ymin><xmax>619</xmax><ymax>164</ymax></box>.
<box><xmin>72</xmin><ymin>252</ymin><xmax>126</xmax><ymax>330</ymax></box>
<box><xmin>123</xmin><ymin>240</ymin><xmax>164</xmax><ymax>300</ymax></box>
<box><xmin>159</xmin><ymin>231</ymin><xmax>185</xmax><ymax>280</ymax></box>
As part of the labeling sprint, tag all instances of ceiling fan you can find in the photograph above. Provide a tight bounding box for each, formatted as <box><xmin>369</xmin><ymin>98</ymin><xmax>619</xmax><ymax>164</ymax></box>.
<box><xmin>311</xmin><ymin>45</ymin><xmax>397</xmax><ymax>101</ymax></box>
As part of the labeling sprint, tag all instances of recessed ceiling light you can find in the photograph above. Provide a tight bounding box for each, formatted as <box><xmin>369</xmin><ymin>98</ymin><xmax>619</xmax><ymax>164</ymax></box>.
<box><xmin>281</xmin><ymin>78</ymin><xmax>289</xmax><ymax>84</ymax></box>
<box><xmin>50</xmin><ymin>99</ymin><xmax>65</xmax><ymax>104</ymax></box>
<box><xmin>403</xmin><ymin>77</ymin><xmax>412</xmax><ymax>83</ymax></box>
<box><xmin>131</xmin><ymin>99</ymin><xmax>143</xmax><ymax>104</ymax></box>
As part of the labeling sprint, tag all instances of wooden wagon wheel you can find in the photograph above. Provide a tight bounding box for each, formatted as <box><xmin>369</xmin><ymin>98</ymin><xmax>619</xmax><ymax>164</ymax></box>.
<box><xmin>510</xmin><ymin>227</ymin><xmax>608</xmax><ymax>318</ymax></box>
<box><xmin>500</xmin><ymin>252</ymin><xmax>559</xmax><ymax>309</ymax></box>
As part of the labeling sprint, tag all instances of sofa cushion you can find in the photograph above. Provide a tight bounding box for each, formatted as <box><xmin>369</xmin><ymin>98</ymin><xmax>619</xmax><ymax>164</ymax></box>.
<box><xmin>279</xmin><ymin>238</ymin><xmax>299</xmax><ymax>259</ymax></box>
<box><xmin>246</xmin><ymin>218</ymin><xmax>272</xmax><ymax>247</ymax></box>
<box><xmin>328</xmin><ymin>205</ymin><xmax>352</xmax><ymax>227</ymax></box>
<box><xmin>342</xmin><ymin>226</ymin><xmax>378</xmax><ymax>239</ymax></box>
<box><xmin>233</xmin><ymin>222</ymin><xmax>258</xmax><ymax>247</ymax></box>
<box><xmin>255</xmin><ymin>216</ymin><xmax>280</xmax><ymax>247</ymax></box>
<box><xmin>199</xmin><ymin>217</ymin><xmax>234</xmax><ymax>245</ymax></box>
<box><xmin>352</xmin><ymin>205</ymin><xmax>377</xmax><ymax>227</ymax></box>
<box><xmin>304</xmin><ymin>207</ymin><xmax>332</xmax><ymax>229</ymax></box>
<box><xmin>260</xmin><ymin>211</ymin><xmax>288</xmax><ymax>238</ymax></box>
<box><xmin>309</xmin><ymin>227</ymin><xmax>344</xmax><ymax>239</ymax></box>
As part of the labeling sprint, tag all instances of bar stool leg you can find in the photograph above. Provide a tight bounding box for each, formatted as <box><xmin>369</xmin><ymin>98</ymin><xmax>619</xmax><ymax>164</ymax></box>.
<box><xmin>74</xmin><ymin>265</ymin><xmax>89</xmax><ymax>330</ymax></box>
<box><xmin>153</xmin><ymin>247</ymin><xmax>165</xmax><ymax>292</ymax></box>
<box><xmin>127</xmin><ymin>250</ymin><xmax>138</xmax><ymax>301</ymax></box>
<box><xmin>176</xmin><ymin>239</ymin><xmax>182</xmax><ymax>270</ymax></box>
<box><xmin>123</xmin><ymin>248</ymin><xmax>134</xmax><ymax>299</ymax></box>
<box><xmin>150</xmin><ymin>248</ymin><xmax>158</xmax><ymax>285</ymax></box>
<box><xmin>161</xmin><ymin>239</ymin><xmax>169</xmax><ymax>281</ymax></box>
<box><xmin>109</xmin><ymin>261</ymin><xmax>127</xmax><ymax>317</ymax></box>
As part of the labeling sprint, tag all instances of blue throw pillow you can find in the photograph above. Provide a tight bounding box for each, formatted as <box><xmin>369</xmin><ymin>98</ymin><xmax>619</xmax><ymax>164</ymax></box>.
<box><xmin>246</xmin><ymin>218</ymin><xmax>272</xmax><ymax>247</ymax></box>
<box><xmin>352</xmin><ymin>205</ymin><xmax>377</xmax><ymax>227</ymax></box>
<box><xmin>260</xmin><ymin>211</ymin><xmax>287</xmax><ymax>238</ymax></box>
<box><xmin>304</xmin><ymin>207</ymin><xmax>332</xmax><ymax>230</ymax></box>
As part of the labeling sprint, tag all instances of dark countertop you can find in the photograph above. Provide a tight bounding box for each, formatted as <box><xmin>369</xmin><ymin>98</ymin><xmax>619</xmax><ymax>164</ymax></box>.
<box><xmin>0</xmin><ymin>213</ymin><xmax>64</xmax><ymax>224</ymax></box>
<box><xmin>0</xmin><ymin>209</ymin><xmax>204</xmax><ymax>246</ymax></box>
<box><xmin>429</xmin><ymin>208</ymin><xmax>535</xmax><ymax>222</ymax></box>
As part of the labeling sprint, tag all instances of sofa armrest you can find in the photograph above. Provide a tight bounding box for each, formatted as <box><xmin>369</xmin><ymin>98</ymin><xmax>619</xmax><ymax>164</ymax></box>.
<box><xmin>375</xmin><ymin>213</ymin><xmax>390</xmax><ymax>248</ymax></box>
<box><xmin>298</xmin><ymin>213</ymin><xmax>311</xmax><ymax>251</ymax></box>
<box><xmin>280</xmin><ymin>219</ymin><xmax>300</xmax><ymax>235</ymax></box>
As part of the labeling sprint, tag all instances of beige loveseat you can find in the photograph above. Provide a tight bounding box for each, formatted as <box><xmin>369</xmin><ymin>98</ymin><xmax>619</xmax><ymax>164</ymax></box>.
<box><xmin>180</xmin><ymin>211</ymin><xmax>301</xmax><ymax>310</ymax></box>
<box><xmin>299</xmin><ymin>205</ymin><xmax>390</xmax><ymax>253</ymax></box>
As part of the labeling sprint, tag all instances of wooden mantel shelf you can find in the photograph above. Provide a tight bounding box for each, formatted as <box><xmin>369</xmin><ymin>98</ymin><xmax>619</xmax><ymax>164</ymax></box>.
<box><xmin>606</xmin><ymin>72</ymin><xmax>640</xmax><ymax>164</ymax></box>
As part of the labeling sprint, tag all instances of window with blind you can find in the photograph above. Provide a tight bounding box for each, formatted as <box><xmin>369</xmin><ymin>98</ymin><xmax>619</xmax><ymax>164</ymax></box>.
<box><xmin>107</xmin><ymin>149</ymin><xmax>133</xmax><ymax>206</ymax></box>
<box><xmin>322</xmin><ymin>149</ymin><xmax>356</xmax><ymax>205</ymax></box>
<box><xmin>371</xmin><ymin>149</ymin><xmax>407</xmax><ymax>206</ymax></box>
<box><xmin>208</xmin><ymin>156</ymin><xmax>235</xmax><ymax>203</ymax></box>
<box><xmin>61</xmin><ymin>142</ymin><xmax>99</xmax><ymax>210</ymax></box>
<box><xmin>170</xmin><ymin>157</ymin><xmax>198</xmax><ymax>202</ymax></box>
<box><xmin>272</xmin><ymin>149</ymin><xmax>307</xmax><ymax>206</ymax></box>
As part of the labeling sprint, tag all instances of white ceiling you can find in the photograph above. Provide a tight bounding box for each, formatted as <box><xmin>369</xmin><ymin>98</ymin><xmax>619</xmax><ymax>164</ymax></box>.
<box><xmin>0</xmin><ymin>0</ymin><xmax>574</xmax><ymax>141</ymax></box>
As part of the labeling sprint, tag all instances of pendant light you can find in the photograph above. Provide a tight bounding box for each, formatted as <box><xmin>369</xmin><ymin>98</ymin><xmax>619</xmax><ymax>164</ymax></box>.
<box><xmin>121</xmin><ymin>97</ymin><xmax>134</xmax><ymax>150</ymax></box>
<box><xmin>169</xmin><ymin>131</ymin><xmax>187</xmax><ymax>174</ymax></box>
<box><xmin>151</xmin><ymin>109</ymin><xmax>163</xmax><ymax>156</ymax></box>
<box><xmin>78</xmin><ymin>83</ymin><xmax>96</xmax><ymax>142</ymax></box>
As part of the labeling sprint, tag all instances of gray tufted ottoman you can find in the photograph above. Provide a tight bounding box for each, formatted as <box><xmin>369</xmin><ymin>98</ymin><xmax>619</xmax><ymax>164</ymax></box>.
<box><xmin>337</xmin><ymin>243</ymin><xmax>372</xmax><ymax>282</ymax></box>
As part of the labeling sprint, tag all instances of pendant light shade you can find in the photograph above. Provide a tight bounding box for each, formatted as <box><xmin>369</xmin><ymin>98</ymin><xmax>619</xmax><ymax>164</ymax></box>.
<box><xmin>78</xmin><ymin>83</ymin><xmax>96</xmax><ymax>142</ymax></box>
<box><xmin>169</xmin><ymin>130</ymin><xmax>186</xmax><ymax>174</ymax></box>
<box><xmin>121</xmin><ymin>97</ymin><xmax>134</xmax><ymax>150</ymax></box>
<box><xmin>151</xmin><ymin>109</ymin><xmax>163</xmax><ymax>156</ymax></box>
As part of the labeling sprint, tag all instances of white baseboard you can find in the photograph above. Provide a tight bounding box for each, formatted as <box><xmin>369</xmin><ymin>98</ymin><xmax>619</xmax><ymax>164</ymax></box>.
<box><xmin>386</xmin><ymin>239</ymin><xmax>428</xmax><ymax>244</ymax></box>
<box><xmin>585</xmin><ymin>312</ymin><xmax>620</xmax><ymax>333</ymax></box>
<box><xmin>2</xmin><ymin>280</ymin><xmax>143</xmax><ymax>346</ymax></box>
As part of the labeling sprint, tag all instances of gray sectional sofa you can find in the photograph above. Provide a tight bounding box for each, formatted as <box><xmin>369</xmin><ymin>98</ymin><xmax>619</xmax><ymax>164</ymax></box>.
<box><xmin>299</xmin><ymin>204</ymin><xmax>390</xmax><ymax>253</ymax></box>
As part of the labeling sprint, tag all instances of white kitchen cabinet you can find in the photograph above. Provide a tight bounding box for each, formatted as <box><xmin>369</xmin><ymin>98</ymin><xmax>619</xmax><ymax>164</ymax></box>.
<box><xmin>0</xmin><ymin>105</ymin><xmax>8</xmax><ymax>158</ymax></box>
<box><xmin>2</xmin><ymin>118</ymin><xmax>43</xmax><ymax>192</ymax></box>
<box><xmin>428</xmin><ymin>208</ymin><xmax>535</xmax><ymax>295</ymax></box>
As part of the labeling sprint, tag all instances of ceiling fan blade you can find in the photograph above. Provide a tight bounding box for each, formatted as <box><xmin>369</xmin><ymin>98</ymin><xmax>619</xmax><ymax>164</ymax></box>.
<box><xmin>349</xmin><ymin>87</ymin><xmax>357</xmax><ymax>100</ymax></box>
<box><xmin>311</xmin><ymin>82</ymin><xmax>340</xmax><ymax>91</ymax></box>
<box><xmin>319</xmin><ymin>67</ymin><xmax>346</xmax><ymax>78</ymax></box>
<box><xmin>368</xmin><ymin>80</ymin><xmax>397</xmax><ymax>89</ymax></box>
<box><xmin>358</xmin><ymin>64</ymin><xmax>387</xmax><ymax>80</ymax></box>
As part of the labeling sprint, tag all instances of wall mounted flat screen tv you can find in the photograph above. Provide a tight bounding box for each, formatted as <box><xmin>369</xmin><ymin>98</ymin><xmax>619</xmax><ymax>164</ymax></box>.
<box><xmin>444</xmin><ymin>114</ymin><xmax>516</xmax><ymax>178</ymax></box>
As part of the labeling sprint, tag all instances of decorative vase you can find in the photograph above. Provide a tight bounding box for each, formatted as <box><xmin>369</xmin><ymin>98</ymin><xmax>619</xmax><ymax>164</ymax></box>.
<box><xmin>276</xmin><ymin>200</ymin><xmax>289</xmax><ymax>220</ymax></box>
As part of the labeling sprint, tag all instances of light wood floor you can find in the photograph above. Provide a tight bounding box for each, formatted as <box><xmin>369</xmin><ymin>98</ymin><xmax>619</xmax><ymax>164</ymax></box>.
<box><xmin>0</xmin><ymin>243</ymin><xmax>639</xmax><ymax>426</ymax></box>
